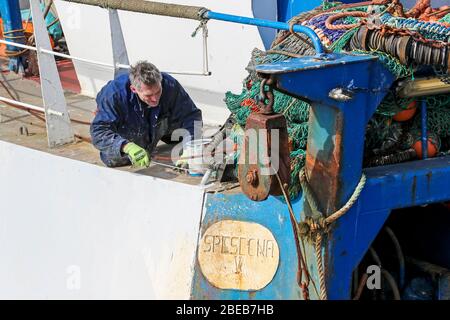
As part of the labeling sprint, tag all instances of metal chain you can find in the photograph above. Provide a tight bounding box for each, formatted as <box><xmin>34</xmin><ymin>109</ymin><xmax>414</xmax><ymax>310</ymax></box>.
<box><xmin>258</xmin><ymin>78</ymin><xmax>275</xmax><ymax>114</ymax></box>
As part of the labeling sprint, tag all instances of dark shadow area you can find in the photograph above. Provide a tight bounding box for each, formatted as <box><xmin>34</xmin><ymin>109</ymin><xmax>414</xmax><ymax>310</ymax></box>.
<box><xmin>353</xmin><ymin>203</ymin><xmax>450</xmax><ymax>300</ymax></box>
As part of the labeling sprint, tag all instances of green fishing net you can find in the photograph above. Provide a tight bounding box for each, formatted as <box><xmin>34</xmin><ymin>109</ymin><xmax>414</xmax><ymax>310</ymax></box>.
<box><xmin>440</xmin><ymin>14</ymin><xmax>450</xmax><ymax>24</ymax></box>
<box><xmin>224</xmin><ymin>1</ymin><xmax>450</xmax><ymax>199</ymax></box>
<box><xmin>225</xmin><ymin>81</ymin><xmax>311</xmax><ymax>198</ymax></box>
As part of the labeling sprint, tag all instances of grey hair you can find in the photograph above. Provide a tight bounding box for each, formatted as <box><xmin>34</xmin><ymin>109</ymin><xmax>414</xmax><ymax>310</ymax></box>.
<box><xmin>129</xmin><ymin>61</ymin><xmax>162</xmax><ymax>89</ymax></box>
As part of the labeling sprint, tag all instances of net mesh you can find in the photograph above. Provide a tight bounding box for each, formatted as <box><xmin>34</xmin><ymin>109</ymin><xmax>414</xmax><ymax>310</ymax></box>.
<box><xmin>224</xmin><ymin>1</ymin><xmax>450</xmax><ymax>198</ymax></box>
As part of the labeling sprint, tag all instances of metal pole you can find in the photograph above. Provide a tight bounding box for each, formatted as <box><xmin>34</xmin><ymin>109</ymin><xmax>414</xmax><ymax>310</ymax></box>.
<box><xmin>40</xmin><ymin>48</ymin><xmax>116</xmax><ymax>68</ymax></box>
<box><xmin>420</xmin><ymin>100</ymin><xmax>428</xmax><ymax>159</ymax></box>
<box><xmin>0</xmin><ymin>39</ymin><xmax>210</xmax><ymax>76</ymax></box>
<box><xmin>202</xmin><ymin>23</ymin><xmax>210</xmax><ymax>76</ymax></box>
<box><xmin>30</xmin><ymin>0</ymin><xmax>74</xmax><ymax>147</ymax></box>
<box><xmin>0</xmin><ymin>96</ymin><xmax>63</xmax><ymax>116</ymax></box>
<box><xmin>0</xmin><ymin>39</ymin><xmax>36</xmax><ymax>51</ymax></box>
<box><xmin>0</xmin><ymin>38</ymin><xmax>114</xmax><ymax>66</ymax></box>
<box><xmin>109</xmin><ymin>9</ymin><xmax>130</xmax><ymax>78</ymax></box>
<box><xmin>204</xmin><ymin>11</ymin><xmax>324</xmax><ymax>54</ymax></box>
<box><xmin>61</xmin><ymin>0</ymin><xmax>324</xmax><ymax>54</ymax></box>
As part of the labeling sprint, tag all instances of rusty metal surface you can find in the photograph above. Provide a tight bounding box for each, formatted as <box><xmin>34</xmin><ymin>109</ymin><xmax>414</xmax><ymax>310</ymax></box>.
<box><xmin>258</xmin><ymin>77</ymin><xmax>275</xmax><ymax>114</ymax></box>
<box><xmin>259</xmin><ymin>50</ymin><xmax>397</xmax><ymax>299</ymax></box>
<box><xmin>238</xmin><ymin>112</ymin><xmax>290</xmax><ymax>201</ymax></box>
<box><xmin>305</xmin><ymin>107</ymin><xmax>343</xmax><ymax>214</ymax></box>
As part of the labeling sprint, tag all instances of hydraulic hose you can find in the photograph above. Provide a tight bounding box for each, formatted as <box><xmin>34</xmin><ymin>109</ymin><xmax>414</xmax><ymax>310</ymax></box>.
<box><xmin>384</xmin><ymin>227</ymin><xmax>406</xmax><ymax>290</ymax></box>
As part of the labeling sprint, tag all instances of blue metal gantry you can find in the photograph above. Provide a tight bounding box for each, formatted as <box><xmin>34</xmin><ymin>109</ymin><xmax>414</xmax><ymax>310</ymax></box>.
<box><xmin>193</xmin><ymin>51</ymin><xmax>450</xmax><ymax>301</ymax></box>
<box><xmin>192</xmin><ymin>1</ymin><xmax>450</xmax><ymax>298</ymax></box>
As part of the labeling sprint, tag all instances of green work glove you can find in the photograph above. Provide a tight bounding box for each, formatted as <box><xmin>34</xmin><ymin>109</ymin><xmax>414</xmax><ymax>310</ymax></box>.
<box><xmin>123</xmin><ymin>142</ymin><xmax>150</xmax><ymax>168</ymax></box>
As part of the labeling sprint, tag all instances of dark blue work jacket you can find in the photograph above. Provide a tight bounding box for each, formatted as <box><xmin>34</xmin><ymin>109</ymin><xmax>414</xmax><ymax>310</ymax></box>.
<box><xmin>90</xmin><ymin>72</ymin><xmax>202</xmax><ymax>167</ymax></box>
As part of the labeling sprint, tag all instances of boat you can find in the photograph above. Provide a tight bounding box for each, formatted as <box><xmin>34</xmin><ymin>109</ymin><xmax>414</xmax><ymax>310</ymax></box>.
<box><xmin>0</xmin><ymin>0</ymin><xmax>450</xmax><ymax>300</ymax></box>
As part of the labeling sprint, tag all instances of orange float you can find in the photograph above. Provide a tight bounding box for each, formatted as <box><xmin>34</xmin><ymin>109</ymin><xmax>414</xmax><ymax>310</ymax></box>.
<box><xmin>393</xmin><ymin>101</ymin><xmax>417</xmax><ymax>122</ymax></box>
<box><xmin>240</xmin><ymin>98</ymin><xmax>259</xmax><ymax>112</ymax></box>
<box><xmin>412</xmin><ymin>138</ymin><xmax>438</xmax><ymax>159</ymax></box>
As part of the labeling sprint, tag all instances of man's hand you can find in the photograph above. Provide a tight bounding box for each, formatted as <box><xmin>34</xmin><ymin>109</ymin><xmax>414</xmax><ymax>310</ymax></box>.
<box><xmin>123</xmin><ymin>143</ymin><xmax>150</xmax><ymax>168</ymax></box>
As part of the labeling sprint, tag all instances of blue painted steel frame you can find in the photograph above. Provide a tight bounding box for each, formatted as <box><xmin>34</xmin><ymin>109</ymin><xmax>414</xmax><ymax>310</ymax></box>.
<box><xmin>191</xmin><ymin>52</ymin><xmax>450</xmax><ymax>299</ymax></box>
<box><xmin>277</xmin><ymin>0</ymin><xmax>322</xmax><ymax>22</ymax></box>
<box><xmin>194</xmin><ymin>156</ymin><xmax>450</xmax><ymax>299</ymax></box>
<box><xmin>329</xmin><ymin>156</ymin><xmax>450</xmax><ymax>298</ymax></box>
<box><xmin>256</xmin><ymin>53</ymin><xmax>438</xmax><ymax>299</ymax></box>
<box><xmin>0</xmin><ymin>0</ymin><xmax>26</xmax><ymax>72</ymax></box>
<box><xmin>251</xmin><ymin>0</ymin><xmax>277</xmax><ymax>50</ymax></box>
<box><xmin>256</xmin><ymin>53</ymin><xmax>396</xmax><ymax>207</ymax></box>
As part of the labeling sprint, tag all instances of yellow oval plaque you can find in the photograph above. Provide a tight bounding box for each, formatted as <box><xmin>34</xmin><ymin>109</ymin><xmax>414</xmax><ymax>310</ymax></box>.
<box><xmin>198</xmin><ymin>220</ymin><xmax>280</xmax><ymax>291</ymax></box>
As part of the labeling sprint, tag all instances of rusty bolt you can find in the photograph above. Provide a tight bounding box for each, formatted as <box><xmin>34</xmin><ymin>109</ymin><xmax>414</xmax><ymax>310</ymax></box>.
<box><xmin>246</xmin><ymin>170</ymin><xmax>258</xmax><ymax>186</ymax></box>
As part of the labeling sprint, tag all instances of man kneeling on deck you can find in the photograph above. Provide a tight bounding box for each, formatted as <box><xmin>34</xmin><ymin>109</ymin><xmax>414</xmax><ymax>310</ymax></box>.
<box><xmin>90</xmin><ymin>61</ymin><xmax>202</xmax><ymax>168</ymax></box>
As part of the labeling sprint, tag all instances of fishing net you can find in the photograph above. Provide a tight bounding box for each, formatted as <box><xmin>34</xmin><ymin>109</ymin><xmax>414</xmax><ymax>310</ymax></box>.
<box><xmin>381</xmin><ymin>13</ymin><xmax>450</xmax><ymax>42</ymax></box>
<box><xmin>225</xmin><ymin>81</ymin><xmax>311</xmax><ymax>198</ymax></box>
<box><xmin>224</xmin><ymin>1</ymin><xmax>450</xmax><ymax>199</ymax></box>
<box><xmin>440</xmin><ymin>14</ymin><xmax>450</xmax><ymax>24</ymax></box>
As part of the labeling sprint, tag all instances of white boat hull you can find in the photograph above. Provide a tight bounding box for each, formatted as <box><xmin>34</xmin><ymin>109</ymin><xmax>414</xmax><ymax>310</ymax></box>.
<box><xmin>0</xmin><ymin>140</ymin><xmax>205</xmax><ymax>299</ymax></box>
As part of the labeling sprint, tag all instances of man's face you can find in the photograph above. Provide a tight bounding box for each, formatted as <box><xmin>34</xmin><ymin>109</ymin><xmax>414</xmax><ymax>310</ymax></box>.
<box><xmin>130</xmin><ymin>82</ymin><xmax>162</xmax><ymax>107</ymax></box>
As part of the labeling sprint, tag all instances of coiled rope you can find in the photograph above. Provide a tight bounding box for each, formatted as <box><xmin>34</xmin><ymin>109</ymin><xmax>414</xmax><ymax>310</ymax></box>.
<box><xmin>298</xmin><ymin>168</ymin><xmax>367</xmax><ymax>300</ymax></box>
<box><xmin>3</xmin><ymin>29</ymin><xmax>28</xmax><ymax>58</ymax></box>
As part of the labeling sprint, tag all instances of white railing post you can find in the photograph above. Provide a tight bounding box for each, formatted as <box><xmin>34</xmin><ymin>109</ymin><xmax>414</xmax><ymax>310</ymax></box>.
<box><xmin>109</xmin><ymin>9</ymin><xmax>130</xmax><ymax>78</ymax></box>
<box><xmin>30</xmin><ymin>0</ymin><xmax>74</xmax><ymax>148</ymax></box>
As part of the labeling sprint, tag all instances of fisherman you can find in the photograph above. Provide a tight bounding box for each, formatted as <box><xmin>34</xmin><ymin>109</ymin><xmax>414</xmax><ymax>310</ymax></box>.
<box><xmin>90</xmin><ymin>61</ymin><xmax>202</xmax><ymax>168</ymax></box>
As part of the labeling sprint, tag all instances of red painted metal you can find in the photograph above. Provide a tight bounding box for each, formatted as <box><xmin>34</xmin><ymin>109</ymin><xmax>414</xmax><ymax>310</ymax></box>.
<box><xmin>27</xmin><ymin>59</ymin><xmax>81</xmax><ymax>94</ymax></box>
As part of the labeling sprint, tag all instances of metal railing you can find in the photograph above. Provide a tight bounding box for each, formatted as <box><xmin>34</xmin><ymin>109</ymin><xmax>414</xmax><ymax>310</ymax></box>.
<box><xmin>0</xmin><ymin>37</ymin><xmax>211</xmax><ymax>76</ymax></box>
<box><xmin>0</xmin><ymin>3</ymin><xmax>211</xmax><ymax>127</ymax></box>
<box><xmin>0</xmin><ymin>0</ymin><xmax>325</xmax><ymax>149</ymax></box>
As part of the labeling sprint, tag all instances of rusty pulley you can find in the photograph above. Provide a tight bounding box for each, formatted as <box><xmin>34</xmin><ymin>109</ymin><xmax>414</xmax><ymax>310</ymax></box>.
<box><xmin>238</xmin><ymin>77</ymin><xmax>291</xmax><ymax>201</ymax></box>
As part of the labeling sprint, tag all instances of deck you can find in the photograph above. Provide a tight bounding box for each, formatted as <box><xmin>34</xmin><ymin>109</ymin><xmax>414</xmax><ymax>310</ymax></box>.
<box><xmin>0</xmin><ymin>60</ymin><xmax>223</xmax><ymax>187</ymax></box>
